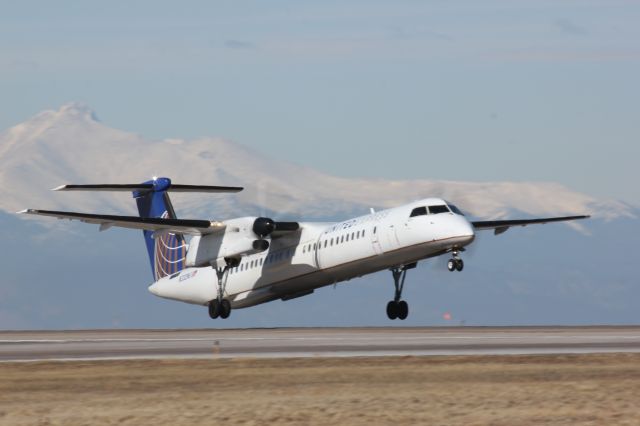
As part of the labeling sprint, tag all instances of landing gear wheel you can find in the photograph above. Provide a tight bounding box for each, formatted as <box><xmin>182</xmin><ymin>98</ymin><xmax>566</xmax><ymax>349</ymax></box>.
<box><xmin>219</xmin><ymin>299</ymin><xmax>231</xmax><ymax>319</ymax></box>
<box><xmin>386</xmin><ymin>301</ymin><xmax>398</xmax><ymax>320</ymax></box>
<box><xmin>208</xmin><ymin>300</ymin><xmax>220</xmax><ymax>319</ymax></box>
<box><xmin>397</xmin><ymin>301</ymin><xmax>409</xmax><ymax>320</ymax></box>
<box><xmin>386</xmin><ymin>264</ymin><xmax>415</xmax><ymax>320</ymax></box>
<box><xmin>212</xmin><ymin>262</ymin><xmax>235</xmax><ymax>320</ymax></box>
<box><xmin>447</xmin><ymin>259</ymin><xmax>456</xmax><ymax>272</ymax></box>
<box><xmin>455</xmin><ymin>258</ymin><xmax>464</xmax><ymax>272</ymax></box>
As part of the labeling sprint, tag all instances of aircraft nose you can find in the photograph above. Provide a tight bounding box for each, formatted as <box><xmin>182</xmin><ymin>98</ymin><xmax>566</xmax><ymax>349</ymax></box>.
<box><xmin>458</xmin><ymin>218</ymin><xmax>476</xmax><ymax>245</ymax></box>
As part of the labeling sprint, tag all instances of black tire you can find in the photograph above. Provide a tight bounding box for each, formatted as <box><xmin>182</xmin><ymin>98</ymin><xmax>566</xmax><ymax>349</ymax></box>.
<box><xmin>397</xmin><ymin>301</ymin><xmax>409</xmax><ymax>320</ymax></box>
<box><xmin>208</xmin><ymin>300</ymin><xmax>220</xmax><ymax>319</ymax></box>
<box><xmin>386</xmin><ymin>301</ymin><xmax>398</xmax><ymax>320</ymax></box>
<box><xmin>447</xmin><ymin>259</ymin><xmax>456</xmax><ymax>272</ymax></box>
<box><xmin>455</xmin><ymin>259</ymin><xmax>464</xmax><ymax>272</ymax></box>
<box><xmin>220</xmin><ymin>299</ymin><xmax>231</xmax><ymax>319</ymax></box>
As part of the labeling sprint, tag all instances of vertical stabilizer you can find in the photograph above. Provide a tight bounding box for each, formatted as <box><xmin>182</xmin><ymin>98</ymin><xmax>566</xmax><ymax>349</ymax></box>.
<box><xmin>133</xmin><ymin>177</ymin><xmax>187</xmax><ymax>281</ymax></box>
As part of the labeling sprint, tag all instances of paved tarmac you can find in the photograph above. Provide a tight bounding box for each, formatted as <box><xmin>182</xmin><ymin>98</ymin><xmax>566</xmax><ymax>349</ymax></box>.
<box><xmin>2</xmin><ymin>326</ymin><xmax>640</xmax><ymax>362</ymax></box>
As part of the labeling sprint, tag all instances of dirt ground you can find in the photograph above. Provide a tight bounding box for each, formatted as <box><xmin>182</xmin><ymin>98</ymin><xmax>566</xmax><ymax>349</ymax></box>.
<box><xmin>1</xmin><ymin>354</ymin><xmax>639</xmax><ymax>426</ymax></box>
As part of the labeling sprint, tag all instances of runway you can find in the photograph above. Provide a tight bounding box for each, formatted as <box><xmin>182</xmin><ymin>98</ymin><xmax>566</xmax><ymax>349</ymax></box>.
<box><xmin>2</xmin><ymin>326</ymin><xmax>640</xmax><ymax>362</ymax></box>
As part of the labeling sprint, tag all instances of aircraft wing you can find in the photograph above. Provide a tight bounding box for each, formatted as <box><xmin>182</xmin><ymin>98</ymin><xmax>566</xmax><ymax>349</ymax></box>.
<box><xmin>18</xmin><ymin>209</ymin><xmax>225</xmax><ymax>236</ymax></box>
<box><xmin>472</xmin><ymin>215</ymin><xmax>590</xmax><ymax>235</ymax></box>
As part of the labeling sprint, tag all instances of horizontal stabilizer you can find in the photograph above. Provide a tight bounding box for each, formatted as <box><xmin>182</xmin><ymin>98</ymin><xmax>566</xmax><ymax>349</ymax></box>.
<box><xmin>18</xmin><ymin>209</ymin><xmax>225</xmax><ymax>236</ymax></box>
<box><xmin>53</xmin><ymin>182</ymin><xmax>243</xmax><ymax>193</ymax></box>
<box><xmin>472</xmin><ymin>215</ymin><xmax>590</xmax><ymax>235</ymax></box>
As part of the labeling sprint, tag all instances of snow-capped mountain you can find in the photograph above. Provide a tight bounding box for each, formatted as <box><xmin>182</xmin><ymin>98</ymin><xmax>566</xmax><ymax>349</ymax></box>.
<box><xmin>1</xmin><ymin>103</ymin><xmax>638</xmax><ymax>330</ymax></box>
<box><xmin>1</xmin><ymin>103</ymin><xmax>634</xmax><ymax>223</ymax></box>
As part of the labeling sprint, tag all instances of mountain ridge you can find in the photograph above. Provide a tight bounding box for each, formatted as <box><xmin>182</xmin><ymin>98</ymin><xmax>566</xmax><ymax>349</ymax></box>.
<box><xmin>1</xmin><ymin>104</ymin><xmax>638</xmax><ymax>329</ymax></box>
<box><xmin>1</xmin><ymin>103</ymin><xmax>634</xmax><ymax>224</ymax></box>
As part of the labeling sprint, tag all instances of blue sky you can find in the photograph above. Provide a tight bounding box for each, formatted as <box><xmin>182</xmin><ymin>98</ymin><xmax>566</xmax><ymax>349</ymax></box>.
<box><xmin>1</xmin><ymin>0</ymin><xmax>639</xmax><ymax>204</ymax></box>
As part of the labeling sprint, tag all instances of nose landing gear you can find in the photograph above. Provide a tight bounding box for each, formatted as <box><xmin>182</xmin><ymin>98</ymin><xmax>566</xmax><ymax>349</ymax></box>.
<box><xmin>386</xmin><ymin>263</ymin><xmax>416</xmax><ymax>320</ymax></box>
<box><xmin>447</xmin><ymin>249</ymin><xmax>464</xmax><ymax>272</ymax></box>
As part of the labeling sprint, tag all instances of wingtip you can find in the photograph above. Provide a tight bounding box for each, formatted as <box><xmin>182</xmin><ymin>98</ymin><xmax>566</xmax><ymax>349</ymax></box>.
<box><xmin>16</xmin><ymin>209</ymin><xmax>33</xmax><ymax>214</ymax></box>
<box><xmin>51</xmin><ymin>185</ymin><xmax>67</xmax><ymax>191</ymax></box>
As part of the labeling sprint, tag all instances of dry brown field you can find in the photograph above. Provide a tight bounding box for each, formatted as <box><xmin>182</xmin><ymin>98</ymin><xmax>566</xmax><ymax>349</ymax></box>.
<box><xmin>1</xmin><ymin>354</ymin><xmax>639</xmax><ymax>425</ymax></box>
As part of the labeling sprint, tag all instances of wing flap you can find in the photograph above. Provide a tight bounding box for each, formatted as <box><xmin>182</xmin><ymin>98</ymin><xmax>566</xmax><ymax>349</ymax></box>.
<box><xmin>18</xmin><ymin>209</ymin><xmax>225</xmax><ymax>235</ymax></box>
<box><xmin>472</xmin><ymin>215</ymin><xmax>590</xmax><ymax>235</ymax></box>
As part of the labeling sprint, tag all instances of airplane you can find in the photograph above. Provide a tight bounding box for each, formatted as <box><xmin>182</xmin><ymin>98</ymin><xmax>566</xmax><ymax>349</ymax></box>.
<box><xmin>19</xmin><ymin>177</ymin><xmax>589</xmax><ymax>320</ymax></box>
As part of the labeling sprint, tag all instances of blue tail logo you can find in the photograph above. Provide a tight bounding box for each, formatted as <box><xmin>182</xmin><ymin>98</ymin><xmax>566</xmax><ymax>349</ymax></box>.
<box><xmin>133</xmin><ymin>178</ymin><xmax>187</xmax><ymax>281</ymax></box>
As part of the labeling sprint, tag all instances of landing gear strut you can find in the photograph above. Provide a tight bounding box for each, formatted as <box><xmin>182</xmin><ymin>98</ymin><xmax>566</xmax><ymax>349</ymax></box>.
<box><xmin>386</xmin><ymin>263</ymin><xmax>416</xmax><ymax>320</ymax></box>
<box><xmin>208</xmin><ymin>257</ymin><xmax>238</xmax><ymax>320</ymax></box>
<box><xmin>447</xmin><ymin>249</ymin><xmax>464</xmax><ymax>272</ymax></box>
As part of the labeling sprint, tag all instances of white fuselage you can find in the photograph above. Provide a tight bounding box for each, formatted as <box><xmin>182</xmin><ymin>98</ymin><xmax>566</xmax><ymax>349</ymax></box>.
<box><xmin>148</xmin><ymin>198</ymin><xmax>475</xmax><ymax>308</ymax></box>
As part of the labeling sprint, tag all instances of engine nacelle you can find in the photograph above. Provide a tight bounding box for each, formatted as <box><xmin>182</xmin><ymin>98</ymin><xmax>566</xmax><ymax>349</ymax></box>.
<box><xmin>253</xmin><ymin>217</ymin><xmax>275</xmax><ymax>238</ymax></box>
<box><xmin>184</xmin><ymin>216</ymin><xmax>275</xmax><ymax>268</ymax></box>
<box><xmin>223</xmin><ymin>238</ymin><xmax>269</xmax><ymax>258</ymax></box>
<box><xmin>185</xmin><ymin>234</ymin><xmax>269</xmax><ymax>268</ymax></box>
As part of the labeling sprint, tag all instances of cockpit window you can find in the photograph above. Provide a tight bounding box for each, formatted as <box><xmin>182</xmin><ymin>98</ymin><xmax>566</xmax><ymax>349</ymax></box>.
<box><xmin>448</xmin><ymin>204</ymin><xmax>464</xmax><ymax>215</ymax></box>
<box><xmin>409</xmin><ymin>206</ymin><xmax>427</xmax><ymax>217</ymax></box>
<box><xmin>428</xmin><ymin>205</ymin><xmax>450</xmax><ymax>214</ymax></box>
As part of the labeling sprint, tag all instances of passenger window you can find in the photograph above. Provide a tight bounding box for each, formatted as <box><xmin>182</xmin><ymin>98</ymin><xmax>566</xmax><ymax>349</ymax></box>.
<box><xmin>346</xmin><ymin>234</ymin><xmax>349</xmax><ymax>242</ymax></box>
<box><xmin>324</xmin><ymin>240</ymin><xmax>327</xmax><ymax>248</ymax></box>
<box><xmin>410</xmin><ymin>206</ymin><xmax>427</xmax><ymax>217</ymax></box>
<box><xmin>351</xmin><ymin>232</ymin><xmax>354</xmax><ymax>240</ymax></box>
<box><xmin>330</xmin><ymin>238</ymin><xmax>334</xmax><ymax>246</ymax></box>
<box><xmin>341</xmin><ymin>235</ymin><xmax>344</xmax><ymax>243</ymax></box>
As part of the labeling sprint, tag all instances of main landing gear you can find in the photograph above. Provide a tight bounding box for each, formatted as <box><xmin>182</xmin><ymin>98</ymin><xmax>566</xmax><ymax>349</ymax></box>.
<box><xmin>208</xmin><ymin>258</ymin><xmax>238</xmax><ymax>320</ymax></box>
<box><xmin>386</xmin><ymin>263</ymin><xmax>416</xmax><ymax>320</ymax></box>
<box><xmin>447</xmin><ymin>249</ymin><xmax>464</xmax><ymax>272</ymax></box>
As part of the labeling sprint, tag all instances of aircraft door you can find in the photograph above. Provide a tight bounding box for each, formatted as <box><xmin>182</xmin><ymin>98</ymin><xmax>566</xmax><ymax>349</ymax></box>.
<box><xmin>384</xmin><ymin>224</ymin><xmax>401</xmax><ymax>251</ymax></box>
<box><xmin>371</xmin><ymin>225</ymin><xmax>383</xmax><ymax>255</ymax></box>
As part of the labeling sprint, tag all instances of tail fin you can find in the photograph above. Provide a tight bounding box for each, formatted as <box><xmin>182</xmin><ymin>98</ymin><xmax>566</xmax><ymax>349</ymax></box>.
<box><xmin>133</xmin><ymin>178</ymin><xmax>187</xmax><ymax>281</ymax></box>
<box><xmin>51</xmin><ymin>176</ymin><xmax>243</xmax><ymax>281</ymax></box>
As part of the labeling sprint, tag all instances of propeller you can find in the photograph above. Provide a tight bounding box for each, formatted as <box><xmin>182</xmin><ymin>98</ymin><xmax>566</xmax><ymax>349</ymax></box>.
<box><xmin>253</xmin><ymin>217</ymin><xmax>276</xmax><ymax>238</ymax></box>
<box><xmin>252</xmin><ymin>181</ymin><xmax>300</xmax><ymax>239</ymax></box>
